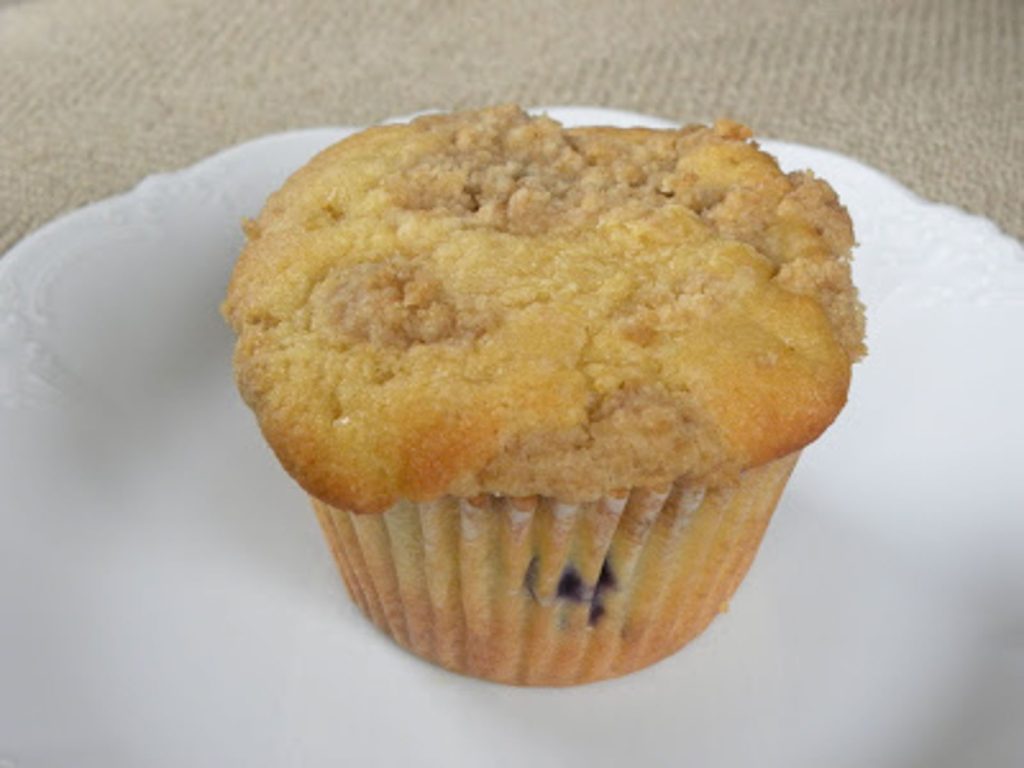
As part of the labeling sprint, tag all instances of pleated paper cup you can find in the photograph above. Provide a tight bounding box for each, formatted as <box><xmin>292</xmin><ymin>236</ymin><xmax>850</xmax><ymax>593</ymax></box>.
<box><xmin>312</xmin><ymin>451</ymin><xmax>799</xmax><ymax>686</ymax></box>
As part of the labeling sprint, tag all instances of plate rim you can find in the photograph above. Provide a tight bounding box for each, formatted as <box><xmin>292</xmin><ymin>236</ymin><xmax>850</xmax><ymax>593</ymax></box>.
<box><xmin>5</xmin><ymin>104</ymin><xmax>1019</xmax><ymax>283</ymax></box>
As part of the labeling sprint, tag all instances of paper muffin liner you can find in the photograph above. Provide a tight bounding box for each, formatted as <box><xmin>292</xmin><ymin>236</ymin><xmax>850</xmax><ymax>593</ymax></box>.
<box><xmin>312</xmin><ymin>451</ymin><xmax>799</xmax><ymax>686</ymax></box>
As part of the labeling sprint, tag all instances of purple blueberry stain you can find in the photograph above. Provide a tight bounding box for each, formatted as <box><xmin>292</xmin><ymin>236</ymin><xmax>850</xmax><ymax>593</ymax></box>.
<box><xmin>588</xmin><ymin>556</ymin><xmax>616</xmax><ymax>626</ymax></box>
<box><xmin>522</xmin><ymin>555</ymin><xmax>617</xmax><ymax>626</ymax></box>
<box><xmin>597</xmin><ymin>559</ymin><xmax>616</xmax><ymax>590</ymax></box>
<box><xmin>557</xmin><ymin>566</ymin><xmax>586</xmax><ymax>602</ymax></box>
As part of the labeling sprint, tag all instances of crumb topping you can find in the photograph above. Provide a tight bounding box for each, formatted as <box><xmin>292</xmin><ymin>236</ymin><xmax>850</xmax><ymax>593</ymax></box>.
<box><xmin>224</xmin><ymin>105</ymin><xmax>865</xmax><ymax>513</ymax></box>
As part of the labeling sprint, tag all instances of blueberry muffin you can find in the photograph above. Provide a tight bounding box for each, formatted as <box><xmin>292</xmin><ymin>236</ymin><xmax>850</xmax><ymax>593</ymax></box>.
<box><xmin>222</xmin><ymin>105</ymin><xmax>865</xmax><ymax>685</ymax></box>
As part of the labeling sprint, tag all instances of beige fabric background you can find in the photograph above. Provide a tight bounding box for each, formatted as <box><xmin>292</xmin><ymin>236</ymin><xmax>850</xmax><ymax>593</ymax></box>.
<box><xmin>1</xmin><ymin>0</ymin><xmax>1021</xmax><ymax>257</ymax></box>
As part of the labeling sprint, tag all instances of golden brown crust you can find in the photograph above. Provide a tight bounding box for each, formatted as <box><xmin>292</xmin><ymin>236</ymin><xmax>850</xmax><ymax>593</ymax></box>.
<box><xmin>223</xmin><ymin>105</ymin><xmax>865</xmax><ymax>513</ymax></box>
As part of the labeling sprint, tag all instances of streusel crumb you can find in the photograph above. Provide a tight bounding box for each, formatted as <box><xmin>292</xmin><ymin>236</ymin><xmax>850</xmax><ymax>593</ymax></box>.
<box><xmin>224</xmin><ymin>105</ymin><xmax>865</xmax><ymax>512</ymax></box>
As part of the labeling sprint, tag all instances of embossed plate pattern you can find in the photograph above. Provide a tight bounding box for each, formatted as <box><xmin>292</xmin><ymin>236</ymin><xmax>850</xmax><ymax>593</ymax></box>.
<box><xmin>1</xmin><ymin>108</ymin><xmax>1023</xmax><ymax>767</ymax></box>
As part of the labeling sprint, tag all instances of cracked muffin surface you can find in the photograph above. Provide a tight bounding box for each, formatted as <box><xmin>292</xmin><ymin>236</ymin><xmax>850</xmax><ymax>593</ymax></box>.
<box><xmin>223</xmin><ymin>105</ymin><xmax>865</xmax><ymax>513</ymax></box>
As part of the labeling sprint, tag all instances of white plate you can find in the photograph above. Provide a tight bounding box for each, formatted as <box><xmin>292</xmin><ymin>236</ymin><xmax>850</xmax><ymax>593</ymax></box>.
<box><xmin>2</xmin><ymin>107</ymin><xmax>1023</xmax><ymax>768</ymax></box>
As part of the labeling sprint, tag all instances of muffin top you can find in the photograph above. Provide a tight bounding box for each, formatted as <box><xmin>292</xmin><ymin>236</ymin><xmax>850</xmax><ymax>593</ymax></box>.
<box><xmin>223</xmin><ymin>105</ymin><xmax>865</xmax><ymax>513</ymax></box>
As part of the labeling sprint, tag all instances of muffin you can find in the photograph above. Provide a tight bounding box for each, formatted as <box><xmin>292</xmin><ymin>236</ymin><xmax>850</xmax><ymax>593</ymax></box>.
<box><xmin>222</xmin><ymin>105</ymin><xmax>865</xmax><ymax>686</ymax></box>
